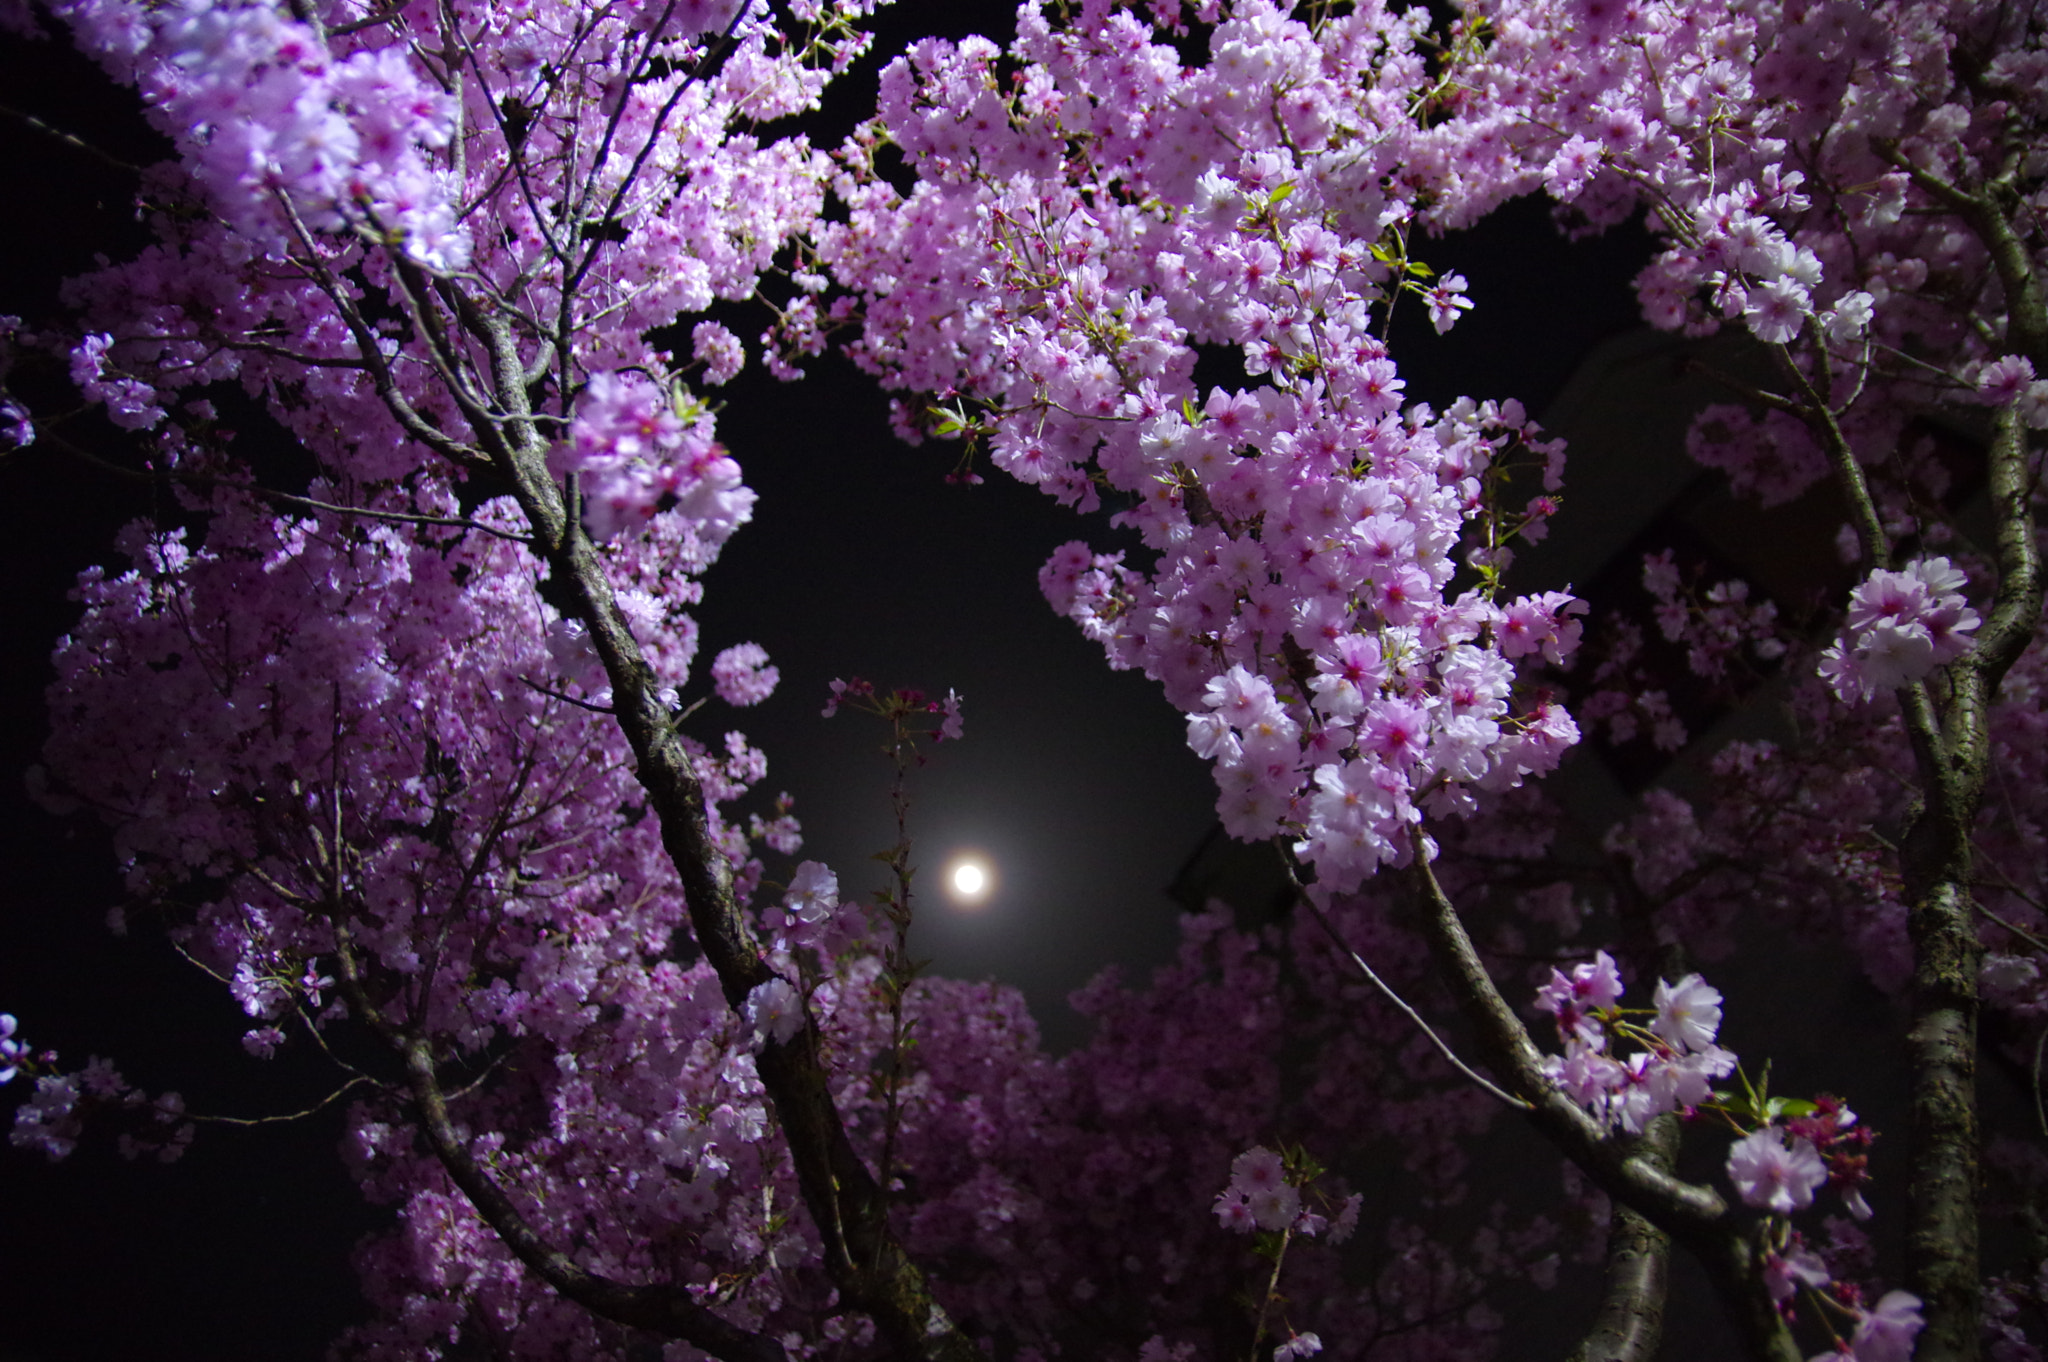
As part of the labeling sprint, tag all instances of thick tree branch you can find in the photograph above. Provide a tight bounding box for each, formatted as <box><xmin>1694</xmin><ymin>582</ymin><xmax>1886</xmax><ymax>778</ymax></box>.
<box><xmin>1568</xmin><ymin>1115</ymin><xmax>1679</xmax><ymax>1362</ymax></box>
<box><xmin>1886</xmin><ymin>141</ymin><xmax>2039</xmax><ymax>1356</ymax></box>
<box><xmin>1893</xmin><ymin>398</ymin><xmax>2041</xmax><ymax>1362</ymax></box>
<box><xmin>455</xmin><ymin>308</ymin><xmax>977</xmax><ymax>1361</ymax></box>
<box><xmin>1825</xmin><ymin>149</ymin><xmax>2046</xmax><ymax>1359</ymax></box>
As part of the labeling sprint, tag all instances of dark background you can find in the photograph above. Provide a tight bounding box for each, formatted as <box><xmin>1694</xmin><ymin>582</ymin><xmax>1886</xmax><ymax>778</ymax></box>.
<box><xmin>0</xmin><ymin>4</ymin><xmax>1701</xmax><ymax>1357</ymax></box>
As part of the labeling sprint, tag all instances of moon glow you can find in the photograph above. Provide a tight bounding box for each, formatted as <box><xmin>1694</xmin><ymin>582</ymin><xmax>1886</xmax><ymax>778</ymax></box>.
<box><xmin>943</xmin><ymin>853</ymin><xmax>994</xmax><ymax>909</ymax></box>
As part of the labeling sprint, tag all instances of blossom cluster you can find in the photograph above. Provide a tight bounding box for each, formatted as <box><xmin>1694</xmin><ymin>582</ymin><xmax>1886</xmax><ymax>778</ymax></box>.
<box><xmin>710</xmin><ymin>641</ymin><xmax>781</xmax><ymax>707</ymax></box>
<box><xmin>1818</xmin><ymin>558</ymin><xmax>1981</xmax><ymax>702</ymax></box>
<box><xmin>1529</xmin><ymin>949</ymin><xmax>1927</xmax><ymax>1354</ymax></box>
<box><xmin>1810</xmin><ymin>1291</ymin><xmax>1927</xmax><ymax>1362</ymax></box>
<box><xmin>828</xmin><ymin>6</ymin><xmax>1594</xmax><ymax>895</ymax></box>
<box><xmin>1435</xmin><ymin>0</ymin><xmax>2048</xmax><ymax>592</ymax></box>
<box><xmin>1534</xmin><ymin>952</ymin><xmax>1885</xmax><ymax>1236</ymax></box>
<box><xmin>1534</xmin><ymin>951</ymin><xmax>1738</xmax><ymax>1135</ymax></box>
<box><xmin>1442</xmin><ymin>0</ymin><xmax>1966</xmax><ymax>356</ymax></box>
<box><xmin>1211</xmin><ymin>1144</ymin><xmax>1311</xmax><ymax>1235</ymax></box>
<box><xmin>552</xmin><ymin>372</ymin><xmax>755</xmax><ymax>542</ymax></box>
<box><xmin>69</xmin><ymin>331</ymin><xmax>166</xmax><ymax>431</ymax></box>
<box><xmin>820</xmin><ymin>676</ymin><xmax>965</xmax><ymax>741</ymax></box>
<box><xmin>54</xmin><ymin>0</ymin><xmax>467</xmax><ymax>269</ymax></box>
<box><xmin>1273</xmin><ymin>1332</ymin><xmax>1325</xmax><ymax>1361</ymax></box>
<box><xmin>9</xmin><ymin>1055</ymin><xmax>193</xmax><ymax>1164</ymax></box>
<box><xmin>32</xmin><ymin>492</ymin><xmax>825</xmax><ymax>1333</ymax></box>
<box><xmin>1972</xmin><ymin>356</ymin><xmax>2048</xmax><ymax>429</ymax></box>
<box><xmin>11</xmin><ymin>1073</ymin><xmax>83</xmax><ymax>1160</ymax></box>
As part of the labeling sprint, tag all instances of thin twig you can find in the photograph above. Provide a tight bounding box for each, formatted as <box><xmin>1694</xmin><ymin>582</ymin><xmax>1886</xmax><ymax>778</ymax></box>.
<box><xmin>1247</xmin><ymin>1224</ymin><xmax>1294</xmax><ymax>1362</ymax></box>
<box><xmin>190</xmin><ymin>1074</ymin><xmax>380</xmax><ymax>1126</ymax></box>
<box><xmin>517</xmin><ymin>675</ymin><xmax>615</xmax><ymax>714</ymax></box>
<box><xmin>0</xmin><ymin>102</ymin><xmax>144</xmax><ymax>175</ymax></box>
<box><xmin>1974</xmin><ymin>897</ymin><xmax>2048</xmax><ymax>957</ymax></box>
<box><xmin>1279</xmin><ymin>854</ymin><xmax>1531</xmax><ymax>1111</ymax></box>
<box><xmin>42</xmin><ymin>429</ymin><xmax>532</xmax><ymax>543</ymax></box>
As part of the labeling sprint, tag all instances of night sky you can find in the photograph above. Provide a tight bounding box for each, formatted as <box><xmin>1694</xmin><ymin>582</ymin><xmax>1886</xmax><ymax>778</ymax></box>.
<box><xmin>0</xmin><ymin>5</ymin><xmax>1663</xmax><ymax>1358</ymax></box>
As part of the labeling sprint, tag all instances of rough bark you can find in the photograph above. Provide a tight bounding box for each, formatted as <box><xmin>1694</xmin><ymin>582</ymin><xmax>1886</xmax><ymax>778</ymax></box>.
<box><xmin>1568</xmin><ymin>1116</ymin><xmax>1679</xmax><ymax>1362</ymax></box>
<box><xmin>1863</xmin><ymin>134</ymin><xmax>2048</xmax><ymax>1358</ymax></box>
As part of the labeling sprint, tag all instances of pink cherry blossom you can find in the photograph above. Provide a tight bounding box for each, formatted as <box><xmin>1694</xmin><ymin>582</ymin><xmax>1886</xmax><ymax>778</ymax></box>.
<box><xmin>784</xmin><ymin>861</ymin><xmax>839</xmax><ymax>924</ymax></box>
<box><xmin>743</xmin><ymin>977</ymin><xmax>805</xmax><ymax>1051</ymax></box>
<box><xmin>1821</xmin><ymin>558</ymin><xmax>1981</xmax><ymax>702</ymax></box>
<box><xmin>1727</xmin><ymin>1127</ymin><xmax>1829</xmax><ymax>1214</ymax></box>
<box><xmin>711</xmin><ymin>642</ymin><xmax>781</xmax><ymax>707</ymax></box>
<box><xmin>1651</xmin><ymin>975</ymin><xmax>1724</xmax><ymax>1054</ymax></box>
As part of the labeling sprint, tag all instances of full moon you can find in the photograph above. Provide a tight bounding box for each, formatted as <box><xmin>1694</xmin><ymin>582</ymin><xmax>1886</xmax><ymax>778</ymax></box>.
<box><xmin>942</xmin><ymin>853</ymin><xmax>994</xmax><ymax>908</ymax></box>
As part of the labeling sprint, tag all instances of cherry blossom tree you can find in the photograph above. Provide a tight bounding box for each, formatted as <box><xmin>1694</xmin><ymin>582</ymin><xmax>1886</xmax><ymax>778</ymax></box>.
<box><xmin>2</xmin><ymin>0</ymin><xmax>2044</xmax><ymax>1357</ymax></box>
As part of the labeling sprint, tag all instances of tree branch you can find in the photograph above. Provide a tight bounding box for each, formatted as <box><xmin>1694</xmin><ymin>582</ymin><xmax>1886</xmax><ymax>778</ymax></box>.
<box><xmin>1282</xmin><ymin>856</ymin><xmax>1531</xmax><ymax>1110</ymax></box>
<box><xmin>324</xmin><ymin>876</ymin><xmax>789</xmax><ymax>1360</ymax></box>
<box><xmin>1567</xmin><ymin>1115</ymin><xmax>1679</xmax><ymax>1362</ymax></box>
<box><xmin>188</xmin><ymin>1074</ymin><xmax>382</xmax><ymax>1126</ymax></box>
<box><xmin>0</xmin><ymin>101</ymin><xmax>144</xmax><ymax>175</ymax></box>
<box><xmin>460</xmin><ymin>308</ymin><xmax>978</xmax><ymax>1360</ymax></box>
<box><xmin>42</xmin><ymin>429</ymin><xmax>531</xmax><ymax>542</ymax></box>
<box><xmin>400</xmin><ymin>1039</ymin><xmax>791</xmax><ymax>1362</ymax></box>
<box><xmin>1404</xmin><ymin>839</ymin><xmax>1801</xmax><ymax>1362</ymax></box>
<box><xmin>1848</xmin><ymin>148</ymin><xmax>2045</xmax><ymax>1359</ymax></box>
<box><xmin>1769</xmin><ymin>343</ymin><xmax>1893</xmax><ymax>573</ymax></box>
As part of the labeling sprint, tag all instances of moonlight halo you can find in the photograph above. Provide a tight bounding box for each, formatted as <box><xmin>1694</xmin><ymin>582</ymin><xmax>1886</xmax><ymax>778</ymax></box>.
<box><xmin>942</xmin><ymin>851</ymin><xmax>995</xmax><ymax>909</ymax></box>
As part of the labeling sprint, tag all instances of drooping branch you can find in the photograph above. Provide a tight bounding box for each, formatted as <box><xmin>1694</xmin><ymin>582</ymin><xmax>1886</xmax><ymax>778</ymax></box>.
<box><xmin>322</xmin><ymin>889</ymin><xmax>789</xmax><ymax>1362</ymax></box>
<box><xmin>42</xmin><ymin>430</ymin><xmax>534</xmax><ymax>543</ymax></box>
<box><xmin>1281</xmin><ymin>856</ymin><xmax>1530</xmax><ymax>1111</ymax></box>
<box><xmin>399</xmin><ymin>1039</ymin><xmax>792</xmax><ymax>1362</ymax></box>
<box><xmin>1404</xmin><ymin>841</ymin><xmax>1800</xmax><ymax>1362</ymax></box>
<box><xmin>0</xmin><ymin>101</ymin><xmax>146</xmax><ymax>174</ymax></box>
